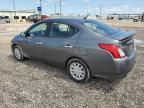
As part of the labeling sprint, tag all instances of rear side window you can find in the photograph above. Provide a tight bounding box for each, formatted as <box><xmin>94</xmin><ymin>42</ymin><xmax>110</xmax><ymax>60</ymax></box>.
<box><xmin>51</xmin><ymin>22</ymin><xmax>79</xmax><ymax>38</ymax></box>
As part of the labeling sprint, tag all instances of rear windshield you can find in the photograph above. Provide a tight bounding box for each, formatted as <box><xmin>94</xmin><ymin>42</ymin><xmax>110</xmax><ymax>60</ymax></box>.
<box><xmin>83</xmin><ymin>20</ymin><xmax>119</xmax><ymax>35</ymax></box>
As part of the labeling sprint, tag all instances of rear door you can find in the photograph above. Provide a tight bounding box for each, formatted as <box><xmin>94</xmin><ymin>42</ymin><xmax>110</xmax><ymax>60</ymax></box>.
<box><xmin>44</xmin><ymin>22</ymin><xmax>79</xmax><ymax>64</ymax></box>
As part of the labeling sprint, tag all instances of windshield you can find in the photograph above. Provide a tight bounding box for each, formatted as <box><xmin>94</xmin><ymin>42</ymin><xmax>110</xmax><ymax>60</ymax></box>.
<box><xmin>83</xmin><ymin>20</ymin><xmax>119</xmax><ymax>35</ymax></box>
<box><xmin>0</xmin><ymin>16</ymin><xmax>4</xmax><ymax>19</ymax></box>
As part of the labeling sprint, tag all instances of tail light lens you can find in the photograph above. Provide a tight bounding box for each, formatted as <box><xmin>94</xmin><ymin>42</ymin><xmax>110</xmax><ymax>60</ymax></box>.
<box><xmin>99</xmin><ymin>43</ymin><xmax>125</xmax><ymax>58</ymax></box>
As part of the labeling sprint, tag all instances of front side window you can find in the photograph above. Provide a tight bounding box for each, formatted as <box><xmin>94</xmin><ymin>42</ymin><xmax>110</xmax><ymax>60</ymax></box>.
<box><xmin>28</xmin><ymin>23</ymin><xmax>47</xmax><ymax>37</ymax></box>
<box><xmin>51</xmin><ymin>22</ymin><xmax>79</xmax><ymax>38</ymax></box>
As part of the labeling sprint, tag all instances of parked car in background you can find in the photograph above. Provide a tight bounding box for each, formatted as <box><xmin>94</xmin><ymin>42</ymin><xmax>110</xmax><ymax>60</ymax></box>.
<box><xmin>11</xmin><ymin>18</ymin><xmax>136</xmax><ymax>83</ymax></box>
<box><xmin>133</xmin><ymin>16</ymin><xmax>142</xmax><ymax>22</ymax></box>
<box><xmin>0</xmin><ymin>16</ymin><xmax>10</xmax><ymax>23</ymax></box>
<box><xmin>26</xmin><ymin>14</ymin><xmax>48</xmax><ymax>23</ymax></box>
<box><xmin>133</xmin><ymin>13</ymin><xmax>144</xmax><ymax>22</ymax></box>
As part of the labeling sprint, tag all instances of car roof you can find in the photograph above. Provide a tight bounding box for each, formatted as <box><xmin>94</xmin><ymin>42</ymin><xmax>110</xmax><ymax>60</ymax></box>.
<box><xmin>43</xmin><ymin>18</ymin><xmax>86</xmax><ymax>24</ymax></box>
<box><xmin>41</xmin><ymin>18</ymin><xmax>99</xmax><ymax>28</ymax></box>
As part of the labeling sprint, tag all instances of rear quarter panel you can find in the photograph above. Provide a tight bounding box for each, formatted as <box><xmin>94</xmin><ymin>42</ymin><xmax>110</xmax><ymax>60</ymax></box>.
<box><xmin>72</xmin><ymin>28</ymin><xmax>119</xmax><ymax>76</ymax></box>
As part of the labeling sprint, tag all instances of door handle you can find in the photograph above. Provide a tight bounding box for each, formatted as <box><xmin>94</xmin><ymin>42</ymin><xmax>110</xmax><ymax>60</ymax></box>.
<box><xmin>36</xmin><ymin>42</ymin><xmax>43</xmax><ymax>45</ymax></box>
<box><xmin>65</xmin><ymin>44</ymin><xmax>73</xmax><ymax>48</ymax></box>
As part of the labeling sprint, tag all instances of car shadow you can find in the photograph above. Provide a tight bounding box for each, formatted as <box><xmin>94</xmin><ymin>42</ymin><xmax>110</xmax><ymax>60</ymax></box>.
<box><xmin>8</xmin><ymin>55</ymin><xmax>122</xmax><ymax>93</ymax></box>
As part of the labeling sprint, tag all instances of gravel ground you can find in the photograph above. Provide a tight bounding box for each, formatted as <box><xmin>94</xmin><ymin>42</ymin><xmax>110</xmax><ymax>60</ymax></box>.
<box><xmin>0</xmin><ymin>23</ymin><xmax>144</xmax><ymax>108</ymax></box>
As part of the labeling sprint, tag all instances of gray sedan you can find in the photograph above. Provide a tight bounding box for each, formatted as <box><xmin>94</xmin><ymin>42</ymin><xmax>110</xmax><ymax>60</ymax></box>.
<box><xmin>11</xmin><ymin>18</ymin><xmax>136</xmax><ymax>82</ymax></box>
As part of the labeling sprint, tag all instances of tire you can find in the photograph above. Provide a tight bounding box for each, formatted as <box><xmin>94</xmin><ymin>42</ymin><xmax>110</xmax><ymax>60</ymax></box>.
<box><xmin>13</xmin><ymin>45</ymin><xmax>25</xmax><ymax>61</ymax></box>
<box><xmin>67</xmin><ymin>58</ymin><xmax>91</xmax><ymax>83</ymax></box>
<box><xmin>133</xmin><ymin>19</ymin><xmax>138</xmax><ymax>22</ymax></box>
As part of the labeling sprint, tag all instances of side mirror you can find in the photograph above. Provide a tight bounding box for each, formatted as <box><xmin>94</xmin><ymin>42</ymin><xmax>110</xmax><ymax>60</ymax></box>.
<box><xmin>20</xmin><ymin>32</ymin><xmax>25</xmax><ymax>37</ymax></box>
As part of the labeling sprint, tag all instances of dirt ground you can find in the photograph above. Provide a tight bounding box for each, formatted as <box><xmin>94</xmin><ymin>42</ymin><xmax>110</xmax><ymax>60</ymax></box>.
<box><xmin>106</xmin><ymin>20</ymin><xmax>144</xmax><ymax>28</ymax></box>
<box><xmin>0</xmin><ymin>22</ymin><xmax>144</xmax><ymax>108</ymax></box>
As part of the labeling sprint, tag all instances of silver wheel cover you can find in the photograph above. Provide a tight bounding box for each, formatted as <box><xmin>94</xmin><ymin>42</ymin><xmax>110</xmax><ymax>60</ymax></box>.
<box><xmin>14</xmin><ymin>48</ymin><xmax>21</xmax><ymax>60</ymax></box>
<box><xmin>70</xmin><ymin>62</ymin><xmax>86</xmax><ymax>80</ymax></box>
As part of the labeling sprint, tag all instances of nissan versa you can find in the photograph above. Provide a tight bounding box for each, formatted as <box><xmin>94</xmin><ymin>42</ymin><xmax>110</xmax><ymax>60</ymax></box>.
<box><xmin>11</xmin><ymin>18</ymin><xmax>136</xmax><ymax>82</ymax></box>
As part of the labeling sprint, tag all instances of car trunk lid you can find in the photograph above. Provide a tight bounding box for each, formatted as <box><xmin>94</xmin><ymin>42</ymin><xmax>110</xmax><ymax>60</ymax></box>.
<box><xmin>108</xmin><ymin>30</ymin><xmax>135</xmax><ymax>56</ymax></box>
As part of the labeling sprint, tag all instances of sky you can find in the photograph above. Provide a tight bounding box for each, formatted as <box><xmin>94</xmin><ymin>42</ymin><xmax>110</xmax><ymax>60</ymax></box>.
<box><xmin>0</xmin><ymin>0</ymin><xmax>144</xmax><ymax>15</ymax></box>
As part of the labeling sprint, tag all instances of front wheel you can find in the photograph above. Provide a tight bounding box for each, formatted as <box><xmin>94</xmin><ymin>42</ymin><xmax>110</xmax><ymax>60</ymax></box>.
<box><xmin>13</xmin><ymin>45</ymin><xmax>25</xmax><ymax>61</ymax></box>
<box><xmin>67</xmin><ymin>58</ymin><xmax>91</xmax><ymax>83</ymax></box>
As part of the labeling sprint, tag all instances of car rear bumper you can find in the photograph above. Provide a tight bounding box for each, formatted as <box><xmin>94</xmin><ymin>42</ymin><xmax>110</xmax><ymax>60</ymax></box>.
<box><xmin>92</xmin><ymin>49</ymin><xmax>136</xmax><ymax>80</ymax></box>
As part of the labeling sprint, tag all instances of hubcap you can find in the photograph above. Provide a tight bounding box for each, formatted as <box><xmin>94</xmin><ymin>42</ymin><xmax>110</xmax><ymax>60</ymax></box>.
<box><xmin>70</xmin><ymin>62</ymin><xmax>86</xmax><ymax>80</ymax></box>
<box><xmin>14</xmin><ymin>48</ymin><xmax>21</xmax><ymax>60</ymax></box>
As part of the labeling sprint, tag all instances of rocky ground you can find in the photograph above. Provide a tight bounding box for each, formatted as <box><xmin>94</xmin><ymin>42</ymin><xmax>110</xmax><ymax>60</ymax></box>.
<box><xmin>0</xmin><ymin>22</ymin><xmax>144</xmax><ymax>108</ymax></box>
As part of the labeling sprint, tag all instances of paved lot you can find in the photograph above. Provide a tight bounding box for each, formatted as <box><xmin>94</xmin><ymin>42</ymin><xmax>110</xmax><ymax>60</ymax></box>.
<box><xmin>0</xmin><ymin>23</ymin><xmax>144</xmax><ymax>108</ymax></box>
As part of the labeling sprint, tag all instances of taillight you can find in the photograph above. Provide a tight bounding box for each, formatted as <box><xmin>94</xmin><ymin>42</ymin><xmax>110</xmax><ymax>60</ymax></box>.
<box><xmin>99</xmin><ymin>43</ymin><xmax>125</xmax><ymax>58</ymax></box>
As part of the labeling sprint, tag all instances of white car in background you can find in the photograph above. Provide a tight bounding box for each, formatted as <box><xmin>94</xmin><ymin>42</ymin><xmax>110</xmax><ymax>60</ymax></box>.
<box><xmin>0</xmin><ymin>16</ymin><xmax>10</xmax><ymax>23</ymax></box>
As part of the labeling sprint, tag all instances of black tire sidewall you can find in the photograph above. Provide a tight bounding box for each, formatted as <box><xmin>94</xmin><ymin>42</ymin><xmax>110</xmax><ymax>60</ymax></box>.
<box><xmin>13</xmin><ymin>46</ymin><xmax>24</xmax><ymax>61</ymax></box>
<box><xmin>67</xmin><ymin>58</ymin><xmax>90</xmax><ymax>83</ymax></box>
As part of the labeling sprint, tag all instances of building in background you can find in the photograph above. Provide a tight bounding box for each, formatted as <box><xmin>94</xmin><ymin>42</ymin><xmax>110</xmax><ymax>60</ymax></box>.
<box><xmin>0</xmin><ymin>9</ymin><xmax>36</xmax><ymax>22</ymax></box>
<box><xmin>107</xmin><ymin>13</ymin><xmax>142</xmax><ymax>20</ymax></box>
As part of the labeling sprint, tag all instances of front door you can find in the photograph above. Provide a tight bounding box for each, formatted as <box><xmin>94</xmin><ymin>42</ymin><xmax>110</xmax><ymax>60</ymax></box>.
<box><xmin>21</xmin><ymin>22</ymin><xmax>48</xmax><ymax>59</ymax></box>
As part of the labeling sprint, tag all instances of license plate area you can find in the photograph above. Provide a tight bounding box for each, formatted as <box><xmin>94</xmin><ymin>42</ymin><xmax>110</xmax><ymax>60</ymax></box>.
<box><xmin>128</xmin><ymin>42</ymin><xmax>134</xmax><ymax>51</ymax></box>
<box><xmin>120</xmin><ymin>39</ymin><xmax>134</xmax><ymax>56</ymax></box>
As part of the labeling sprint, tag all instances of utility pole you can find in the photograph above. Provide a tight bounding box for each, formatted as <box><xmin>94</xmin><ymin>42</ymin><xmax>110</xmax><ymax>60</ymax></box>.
<box><xmin>12</xmin><ymin>0</ymin><xmax>16</xmax><ymax>21</ymax></box>
<box><xmin>60</xmin><ymin>0</ymin><xmax>62</xmax><ymax>16</ymax></box>
<box><xmin>99</xmin><ymin>5</ymin><xmax>102</xmax><ymax>17</ymax></box>
<box><xmin>142</xmin><ymin>12</ymin><xmax>144</xmax><ymax>22</ymax></box>
<box><xmin>40</xmin><ymin>0</ymin><xmax>42</xmax><ymax>15</ymax></box>
<box><xmin>86</xmin><ymin>9</ymin><xmax>89</xmax><ymax>14</ymax></box>
<box><xmin>55</xmin><ymin>3</ymin><xmax>57</xmax><ymax>14</ymax></box>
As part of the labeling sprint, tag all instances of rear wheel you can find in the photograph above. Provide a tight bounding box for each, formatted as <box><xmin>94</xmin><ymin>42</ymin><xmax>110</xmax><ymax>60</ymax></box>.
<box><xmin>67</xmin><ymin>58</ymin><xmax>90</xmax><ymax>83</ymax></box>
<box><xmin>13</xmin><ymin>45</ymin><xmax>25</xmax><ymax>61</ymax></box>
<box><xmin>133</xmin><ymin>19</ymin><xmax>138</xmax><ymax>22</ymax></box>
